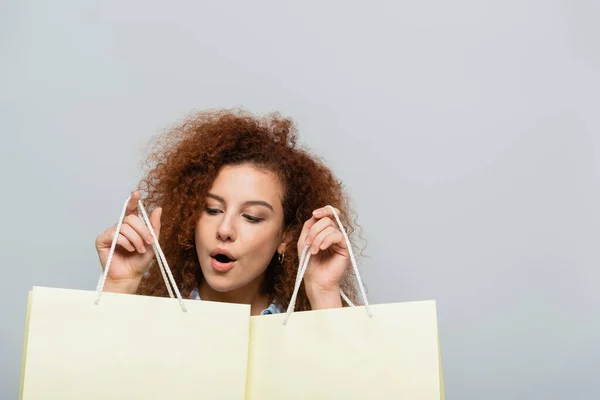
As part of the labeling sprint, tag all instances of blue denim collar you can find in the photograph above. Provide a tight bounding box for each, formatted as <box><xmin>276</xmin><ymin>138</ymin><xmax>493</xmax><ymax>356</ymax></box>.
<box><xmin>189</xmin><ymin>287</ymin><xmax>282</xmax><ymax>315</ymax></box>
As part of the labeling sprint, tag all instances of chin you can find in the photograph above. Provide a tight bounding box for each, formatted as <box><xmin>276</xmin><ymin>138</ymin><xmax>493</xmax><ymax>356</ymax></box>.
<box><xmin>204</xmin><ymin>276</ymin><xmax>239</xmax><ymax>293</ymax></box>
<box><xmin>200</xmin><ymin>267</ymin><xmax>241</xmax><ymax>293</ymax></box>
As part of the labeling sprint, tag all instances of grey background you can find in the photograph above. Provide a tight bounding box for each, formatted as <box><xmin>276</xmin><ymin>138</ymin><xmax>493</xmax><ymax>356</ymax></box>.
<box><xmin>1</xmin><ymin>1</ymin><xmax>599</xmax><ymax>399</ymax></box>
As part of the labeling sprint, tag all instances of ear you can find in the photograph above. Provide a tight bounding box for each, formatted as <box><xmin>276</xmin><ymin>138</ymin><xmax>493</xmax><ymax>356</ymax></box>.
<box><xmin>277</xmin><ymin>229</ymin><xmax>293</xmax><ymax>254</ymax></box>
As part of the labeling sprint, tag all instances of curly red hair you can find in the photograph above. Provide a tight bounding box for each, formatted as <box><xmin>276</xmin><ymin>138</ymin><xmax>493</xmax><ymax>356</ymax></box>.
<box><xmin>135</xmin><ymin>108</ymin><xmax>363</xmax><ymax>311</ymax></box>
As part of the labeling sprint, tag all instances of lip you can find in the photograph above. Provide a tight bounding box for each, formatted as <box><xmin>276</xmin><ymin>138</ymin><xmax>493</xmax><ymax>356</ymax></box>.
<box><xmin>209</xmin><ymin>248</ymin><xmax>237</xmax><ymax>273</ymax></box>
<box><xmin>209</xmin><ymin>248</ymin><xmax>237</xmax><ymax>261</ymax></box>
<box><xmin>210</xmin><ymin>257</ymin><xmax>236</xmax><ymax>273</ymax></box>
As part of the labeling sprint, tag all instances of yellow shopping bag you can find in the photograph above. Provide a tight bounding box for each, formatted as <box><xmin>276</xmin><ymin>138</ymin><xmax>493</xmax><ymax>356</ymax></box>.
<box><xmin>246</xmin><ymin>206</ymin><xmax>445</xmax><ymax>399</ymax></box>
<box><xmin>20</xmin><ymin>197</ymin><xmax>251</xmax><ymax>399</ymax></box>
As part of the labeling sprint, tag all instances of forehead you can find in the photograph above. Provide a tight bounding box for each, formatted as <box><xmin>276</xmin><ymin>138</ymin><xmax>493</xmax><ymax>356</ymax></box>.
<box><xmin>209</xmin><ymin>164</ymin><xmax>284</xmax><ymax>206</ymax></box>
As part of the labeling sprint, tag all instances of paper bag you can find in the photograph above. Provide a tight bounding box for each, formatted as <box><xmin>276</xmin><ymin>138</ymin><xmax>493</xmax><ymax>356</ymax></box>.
<box><xmin>246</xmin><ymin>206</ymin><xmax>445</xmax><ymax>399</ymax></box>
<box><xmin>247</xmin><ymin>301</ymin><xmax>444</xmax><ymax>399</ymax></box>
<box><xmin>20</xmin><ymin>195</ymin><xmax>252</xmax><ymax>399</ymax></box>
<box><xmin>20</xmin><ymin>287</ymin><xmax>250</xmax><ymax>399</ymax></box>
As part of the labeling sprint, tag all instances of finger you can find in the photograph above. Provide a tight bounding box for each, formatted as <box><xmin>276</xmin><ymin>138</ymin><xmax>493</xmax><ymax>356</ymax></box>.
<box><xmin>312</xmin><ymin>206</ymin><xmax>341</xmax><ymax>220</ymax></box>
<box><xmin>125</xmin><ymin>190</ymin><xmax>141</xmax><ymax>215</ymax></box>
<box><xmin>96</xmin><ymin>226</ymin><xmax>123</xmax><ymax>249</ymax></box>
<box><xmin>309</xmin><ymin>226</ymin><xmax>339</xmax><ymax>254</ymax></box>
<box><xmin>120</xmin><ymin>223</ymin><xmax>147</xmax><ymax>253</ymax></box>
<box><xmin>116</xmin><ymin>234</ymin><xmax>136</xmax><ymax>252</ymax></box>
<box><xmin>149</xmin><ymin>207</ymin><xmax>162</xmax><ymax>240</ymax></box>
<box><xmin>299</xmin><ymin>216</ymin><xmax>318</xmax><ymax>247</ymax></box>
<box><xmin>124</xmin><ymin>214</ymin><xmax>155</xmax><ymax>245</ymax></box>
<box><xmin>319</xmin><ymin>231</ymin><xmax>345</xmax><ymax>251</ymax></box>
<box><xmin>97</xmin><ymin>227</ymin><xmax>137</xmax><ymax>252</ymax></box>
<box><xmin>305</xmin><ymin>217</ymin><xmax>336</xmax><ymax>245</ymax></box>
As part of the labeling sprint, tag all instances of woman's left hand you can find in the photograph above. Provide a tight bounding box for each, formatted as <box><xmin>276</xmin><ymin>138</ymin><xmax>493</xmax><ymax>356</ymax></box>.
<box><xmin>297</xmin><ymin>206</ymin><xmax>349</xmax><ymax>309</ymax></box>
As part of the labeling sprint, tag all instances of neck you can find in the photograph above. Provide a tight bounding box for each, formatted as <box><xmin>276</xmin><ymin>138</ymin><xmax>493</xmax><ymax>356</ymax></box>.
<box><xmin>197</xmin><ymin>274</ymin><xmax>270</xmax><ymax>316</ymax></box>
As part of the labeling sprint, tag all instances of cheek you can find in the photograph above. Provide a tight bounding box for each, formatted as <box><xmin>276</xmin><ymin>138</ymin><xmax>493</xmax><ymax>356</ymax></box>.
<box><xmin>242</xmin><ymin>226</ymin><xmax>280</xmax><ymax>261</ymax></box>
<box><xmin>194</xmin><ymin>218</ymin><xmax>211</xmax><ymax>249</ymax></box>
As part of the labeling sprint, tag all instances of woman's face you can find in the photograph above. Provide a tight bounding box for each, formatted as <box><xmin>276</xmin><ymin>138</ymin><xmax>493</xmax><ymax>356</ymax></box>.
<box><xmin>195</xmin><ymin>163</ymin><xmax>287</xmax><ymax>293</ymax></box>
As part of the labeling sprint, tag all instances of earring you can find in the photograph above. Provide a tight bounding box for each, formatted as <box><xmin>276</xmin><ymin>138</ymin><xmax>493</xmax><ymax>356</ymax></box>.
<box><xmin>278</xmin><ymin>252</ymin><xmax>285</xmax><ymax>264</ymax></box>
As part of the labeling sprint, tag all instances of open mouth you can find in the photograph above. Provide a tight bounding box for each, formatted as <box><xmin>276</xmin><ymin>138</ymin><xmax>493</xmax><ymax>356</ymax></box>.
<box><xmin>210</xmin><ymin>249</ymin><xmax>237</xmax><ymax>272</ymax></box>
<box><xmin>214</xmin><ymin>254</ymin><xmax>233</xmax><ymax>263</ymax></box>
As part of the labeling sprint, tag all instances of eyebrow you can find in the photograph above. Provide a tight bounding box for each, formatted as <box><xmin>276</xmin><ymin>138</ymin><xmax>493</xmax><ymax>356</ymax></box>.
<box><xmin>206</xmin><ymin>193</ymin><xmax>274</xmax><ymax>211</ymax></box>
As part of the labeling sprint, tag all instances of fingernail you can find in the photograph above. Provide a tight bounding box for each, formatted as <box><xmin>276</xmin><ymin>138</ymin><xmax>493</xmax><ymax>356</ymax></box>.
<box><xmin>140</xmin><ymin>246</ymin><xmax>146</xmax><ymax>253</ymax></box>
<box><xmin>311</xmin><ymin>246</ymin><xmax>318</xmax><ymax>255</ymax></box>
<box><xmin>147</xmin><ymin>235</ymin><xmax>154</xmax><ymax>244</ymax></box>
<box><xmin>313</xmin><ymin>210</ymin><xmax>322</xmax><ymax>217</ymax></box>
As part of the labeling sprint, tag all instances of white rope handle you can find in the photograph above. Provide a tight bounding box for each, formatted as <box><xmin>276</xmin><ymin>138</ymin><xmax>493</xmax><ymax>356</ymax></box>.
<box><xmin>137</xmin><ymin>201</ymin><xmax>175</xmax><ymax>300</ymax></box>
<box><xmin>283</xmin><ymin>205</ymin><xmax>372</xmax><ymax>325</ymax></box>
<box><xmin>95</xmin><ymin>195</ymin><xmax>187</xmax><ymax>312</ymax></box>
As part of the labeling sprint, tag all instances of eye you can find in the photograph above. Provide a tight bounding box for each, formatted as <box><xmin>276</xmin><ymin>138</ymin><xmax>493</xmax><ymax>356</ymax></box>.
<box><xmin>243</xmin><ymin>214</ymin><xmax>263</xmax><ymax>223</ymax></box>
<box><xmin>205</xmin><ymin>207</ymin><xmax>222</xmax><ymax>215</ymax></box>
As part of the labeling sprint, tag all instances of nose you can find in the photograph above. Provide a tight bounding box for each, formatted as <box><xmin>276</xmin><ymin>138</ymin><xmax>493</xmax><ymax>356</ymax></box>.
<box><xmin>216</xmin><ymin>214</ymin><xmax>236</xmax><ymax>242</ymax></box>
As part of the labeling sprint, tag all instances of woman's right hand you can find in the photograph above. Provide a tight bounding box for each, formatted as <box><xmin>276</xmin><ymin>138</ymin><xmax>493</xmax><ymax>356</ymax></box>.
<box><xmin>95</xmin><ymin>191</ymin><xmax>162</xmax><ymax>294</ymax></box>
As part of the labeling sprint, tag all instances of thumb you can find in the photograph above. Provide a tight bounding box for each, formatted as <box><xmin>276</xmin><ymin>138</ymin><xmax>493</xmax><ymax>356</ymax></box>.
<box><xmin>149</xmin><ymin>207</ymin><xmax>162</xmax><ymax>240</ymax></box>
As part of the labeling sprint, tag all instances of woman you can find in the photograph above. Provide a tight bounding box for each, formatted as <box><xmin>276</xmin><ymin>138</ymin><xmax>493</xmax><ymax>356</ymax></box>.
<box><xmin>95</xmin><ymin>109</ymin><xmax>363</xmax><ymax>315</ymax></box>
